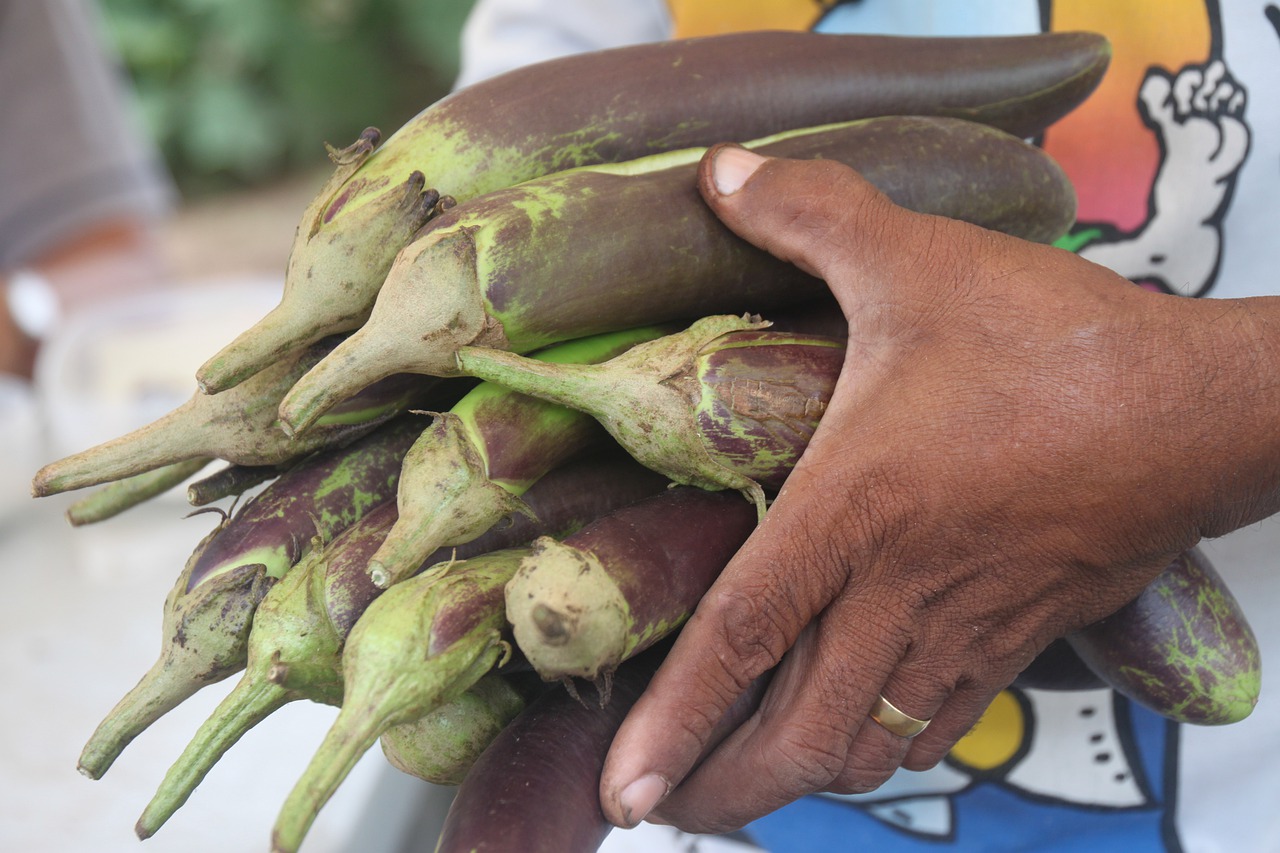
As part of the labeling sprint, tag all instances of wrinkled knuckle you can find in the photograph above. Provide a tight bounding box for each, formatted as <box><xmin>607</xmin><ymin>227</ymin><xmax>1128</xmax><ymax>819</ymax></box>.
<box><xmin>768</xmin><ymin>732</ymin><xmax>846</xmax><ymax>796</ymax></box>
<box><xmin>699</xmin><ymin>586</ymin><xmax>798</xmax><ymax>684</ymax></box>
<box><xmin>824</xmin><ymin>763</ymin><xmax>897</xmax><ymax>796</ymax></box>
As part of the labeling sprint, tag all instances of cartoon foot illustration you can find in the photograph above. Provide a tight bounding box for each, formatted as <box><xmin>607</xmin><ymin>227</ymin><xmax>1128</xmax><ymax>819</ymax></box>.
<box><xmin>1081</xmin><ymin>60</ymin><xmax>1249</xmax><ymax>296</ymax></box>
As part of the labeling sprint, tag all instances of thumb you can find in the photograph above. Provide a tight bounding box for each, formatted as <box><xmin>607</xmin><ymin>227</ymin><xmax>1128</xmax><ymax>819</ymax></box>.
<box><xmin>696</xmin><ymin>144</ymin><xmax>911</xmax><ymax>287</ymax></box>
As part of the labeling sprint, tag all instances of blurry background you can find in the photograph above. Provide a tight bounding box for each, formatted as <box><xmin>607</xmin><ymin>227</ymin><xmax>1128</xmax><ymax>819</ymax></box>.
<box><xmin>0</xmin><ymin>2</ymin><xmax>474</xmax><ymax>851</ymax></box>
<box><xmin>102</xmin><ymin>0</ymin><xmax>471</xmax><ymax>197</ymax></box>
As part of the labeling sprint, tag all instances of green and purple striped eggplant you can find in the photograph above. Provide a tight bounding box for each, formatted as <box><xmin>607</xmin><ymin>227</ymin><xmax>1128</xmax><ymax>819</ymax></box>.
<box><xmin>366</xmin><ymin>325</ymin><xmax>670</xmax><ymax>589</ymax></box>
<box><xmin>1067</xmin><ymin>547</ymin><xmax>1261</xmax><ymax>725</ymax></box>
<box><xmin>276</xmin><ymin>115</ymin><xmax>1075</xmax><ymax>433</ymax></box>
<box><xmin>75</xmin><ymin>418</ymin><xmax>422</xmax><ymax>781</ymax></box>
<box><xmin>197</xmin><ymin>30</ymin><xmax>1109</xmax><ymax>394</ymax></box>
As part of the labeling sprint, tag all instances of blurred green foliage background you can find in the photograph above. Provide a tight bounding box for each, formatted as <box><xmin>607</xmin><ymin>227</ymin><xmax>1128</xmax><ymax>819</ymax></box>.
<box><xmin>100</xmin><ymin>0</ymin><xmax>475</xmax><ymax>195</ymax></box>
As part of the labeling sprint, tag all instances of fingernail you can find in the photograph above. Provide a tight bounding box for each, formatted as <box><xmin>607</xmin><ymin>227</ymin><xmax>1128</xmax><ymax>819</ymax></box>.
<box><xmin>619</xmin><ymin>773</ymin><xmax>669</xmax><ymax>826</ymax></box>
<box><xmin>712</xmin><ymin>146</ymin><xmax>766</xmax><ymax>195</ymax></box>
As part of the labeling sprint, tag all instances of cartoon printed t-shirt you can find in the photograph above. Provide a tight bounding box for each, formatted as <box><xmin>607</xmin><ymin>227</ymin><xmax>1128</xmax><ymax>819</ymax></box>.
<box><xmin>668</xmin><ymin>5</ymin><xmax>1280</xmax><ymax>852</ymax></box>
<box><xmin>456</xmin><ymin>1</ymin><xmax>1280</xmax><ymax>850</ymax></box>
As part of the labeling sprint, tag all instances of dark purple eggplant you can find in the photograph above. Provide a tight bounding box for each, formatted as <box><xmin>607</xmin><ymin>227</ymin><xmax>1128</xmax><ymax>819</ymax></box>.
<box><xmin>434</xmin><ymin>646</ymin><xmax>665</xmax><ymax>853</ymax></box>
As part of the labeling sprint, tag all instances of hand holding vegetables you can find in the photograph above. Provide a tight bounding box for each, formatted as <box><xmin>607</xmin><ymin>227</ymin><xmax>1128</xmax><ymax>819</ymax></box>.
<box><xmin>597</xmin><ymin>147</ymin><xmax>1280</xmax><ymax>833</ymax></box>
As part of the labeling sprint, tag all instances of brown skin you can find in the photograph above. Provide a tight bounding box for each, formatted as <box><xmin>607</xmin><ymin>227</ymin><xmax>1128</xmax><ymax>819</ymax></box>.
<box><xmin>598</xmin><ymin>146</ymin><xmax>1280</xmax><ymax>833</ymax></box>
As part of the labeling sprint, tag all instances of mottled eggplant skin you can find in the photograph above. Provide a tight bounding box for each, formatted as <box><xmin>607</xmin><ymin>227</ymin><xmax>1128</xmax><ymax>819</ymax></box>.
<box><xmin>429</xmin><ymin>115</ymin><xmax>1076</xmax><ymax>353</ymax></box>
<box><xmin>694</xmin><ymin>331</ymin><xmax>844</xmax><ymax>490</ymax></box>
<box><xmin>345</xmin><ymin>30</ymin><xmax>1109</xmax><ymax>217</ymax></box>
<box><xmin>185</xmin><ymin>417</ymin><xmax>422</xmax><ymax>591</ymax></box>
<box><xmin>434</xmin><ymin>648</ymin><xmax>664</xmax><ymax>853</ymax></box>
<box><xmin>322</xmin><ymin>453</ymin><xmax>670</xmax><ymax>639</ymax></box>
<box><xmin>1067</xmin><ymin>548</ymin><xmax>1261</xmax><ymax>725</ymax></box>
<box><xmin>564</xmin><ymin>488</ymin><xmax>758</xmax><ymax>637</ymax></box>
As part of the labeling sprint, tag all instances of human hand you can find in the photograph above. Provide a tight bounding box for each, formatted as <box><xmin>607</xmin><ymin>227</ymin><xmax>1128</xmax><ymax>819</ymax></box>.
<box><xmin>597</xmin><ymin>145</ymin><xmax>1280</xmax><ymax>833</ymax></box>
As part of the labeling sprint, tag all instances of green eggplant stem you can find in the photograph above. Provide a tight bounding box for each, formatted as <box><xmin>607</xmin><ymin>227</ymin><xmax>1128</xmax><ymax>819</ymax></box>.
<box><xmin>136</xmin><ymin>676</ymin><xmax>292</xmax><ymax>839</ymax></box>
<box><xmin>66</xmin><ymin>458</ymin><xmax>211</xmax><ymax>526</ymax></box>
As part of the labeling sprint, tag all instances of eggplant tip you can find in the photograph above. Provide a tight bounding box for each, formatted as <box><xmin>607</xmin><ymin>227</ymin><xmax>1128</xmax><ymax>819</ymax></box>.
<box><xmin>367</xmin><ymin>562</ymin><xmax>392</xmax><ymax>589</ymax></box>
<box><xmin>134</xmin><ymin>818</ymin><xmax>154</xmax><ymax>840</ymax></box>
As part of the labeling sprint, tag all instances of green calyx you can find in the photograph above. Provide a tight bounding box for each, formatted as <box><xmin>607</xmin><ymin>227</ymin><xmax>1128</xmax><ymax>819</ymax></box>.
<box><xmin>78</xmin><ymin>550</ymin><xmax>276</xmax><ymax>780</ymax></box>
<box><xmin>270</xmin><ymin>550</ymin><xmax>523</xmax><ymax>853</ymax></box>
<box><xmin>367</xmin><ymin>413</ymin><xmax>533</xmax><ymax>589</ymax></box>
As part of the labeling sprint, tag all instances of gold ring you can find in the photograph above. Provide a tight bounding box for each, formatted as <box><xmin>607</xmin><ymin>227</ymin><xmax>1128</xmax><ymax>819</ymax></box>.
<box><xmin>869</xmin><ymin>694</ymin><xmax>931</xmax><ymax>738</ymax></box>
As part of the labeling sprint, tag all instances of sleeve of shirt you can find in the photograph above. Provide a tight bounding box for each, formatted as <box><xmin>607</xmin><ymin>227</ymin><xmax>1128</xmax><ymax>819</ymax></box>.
<box><xmin>453</xmin><ymin>0</ymin><xmax>673</xmax><ymax>90</ymax></box>
<box><xmin>0</xmin><ymin>0</ymin><xmax>176</xmax><ymax>268</ymax></box>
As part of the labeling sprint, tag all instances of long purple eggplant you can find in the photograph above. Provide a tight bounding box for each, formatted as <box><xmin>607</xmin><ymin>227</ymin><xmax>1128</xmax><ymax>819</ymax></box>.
<box><xmin>76</xmin><ymin>418</ymin><xmax>422</xmax><ymax>781</ymax></box>
<box><xmin>197</xmin><ymin>30</ymin><xmax>1109</xmax><ymax>394</ymax></box>
<box><xmin>456</xmin><ymin>315</ymin><xmax>843</xmax><ymax>516</ymax></box>
<box><xmin>276</xmin><ymin>115</ymin><xmax>1076</xmax><ymax>433</ymax></box>
<box><xmin>434</xmin><ymin>646</ymin><xmax>665</xmax><ymax>853</ymax></box>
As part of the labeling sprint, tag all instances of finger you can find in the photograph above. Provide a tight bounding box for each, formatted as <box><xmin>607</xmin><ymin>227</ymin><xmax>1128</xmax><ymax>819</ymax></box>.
<box><xmin>598</xmin><ymin>488</ymin><xmax>853</xmax><ymax>829</ymax></box>
<box><xmin>902</xmin><ymin>683</ymin><xmax>1006</xmax><ymax>771</ymax></box>
<box><xmin>1172</xmin><ymin>66</ymin><xmax>1202</xmax><ymax>114</ymax></box>
<box><xmin>1138</xmin><ymin>70</ymin><xmax>1174</xmax><ymax>122</ymax></box>
<box><xmin>694</xmin><ymin>144</ymin><xmax>942</xmax><ymax>302</ymax></box>
<box><xmin>1194</xmin><ymin>60</ymin><xmax>1225</xmax><ymax>110</ymax></box>
<box><xmin>646</xmin><ymin>622</ymin><xmax>851</xmax><ymax>832</ymax></box>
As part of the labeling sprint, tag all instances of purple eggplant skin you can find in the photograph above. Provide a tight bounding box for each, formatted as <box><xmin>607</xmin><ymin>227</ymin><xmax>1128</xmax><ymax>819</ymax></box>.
<box><xmin>505</xmin><ymin>487</ymin><xmax>759</xmax><ymax>684</ymax></box>
<box><xmin>184</xmin><ymin>416</ymin><xmax>423</xmax><ymax>592</ymax></box>
<box><xmin>354</xmin><ymin>31</ymin><xmax>1109</xmax><ymax>205</ymax></box>
<box><xmin>451</xmin><ymin>115</ymin><xmax>1077</xmax><ymax>348</ymax></box>
<box><xmin>1066</xmin><ymin>547</ymin><xmax>1261</xmax><ymax>725</ymax></box>
<box><xmin>322</xmin><ymin>452</ymin><xmax>670</xmax><ymax>642</ymax></box>
<box><xmin>433</xmin><ymin>645</ymin><xmax>666</xmax><ymax>853</ymax></box>
<box><xmin>693</xmin><ymin>331</ymin><xmax>844</xmax><ymax>491</ymax></box>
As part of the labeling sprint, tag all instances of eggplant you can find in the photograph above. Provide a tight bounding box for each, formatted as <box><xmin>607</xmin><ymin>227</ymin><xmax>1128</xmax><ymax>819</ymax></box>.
<box><xmin>1068</xmin><ymin>546</ymin><xmax>1261</xmax><ymax>725</ymax></box>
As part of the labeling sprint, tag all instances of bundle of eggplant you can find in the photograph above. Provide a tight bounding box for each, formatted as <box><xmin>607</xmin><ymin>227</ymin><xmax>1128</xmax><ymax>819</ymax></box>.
<box><xmin>32</xmin><ymin>30</ymin><xmax>1260</xmax><ymax>853</ymax></box>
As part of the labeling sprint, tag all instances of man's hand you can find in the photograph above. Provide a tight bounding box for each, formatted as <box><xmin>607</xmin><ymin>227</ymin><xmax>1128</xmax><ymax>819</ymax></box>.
<box><xmin>597</xmin><ymin>146</ymin><xmax>1280</xmax><ymax>833</ymax></box>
